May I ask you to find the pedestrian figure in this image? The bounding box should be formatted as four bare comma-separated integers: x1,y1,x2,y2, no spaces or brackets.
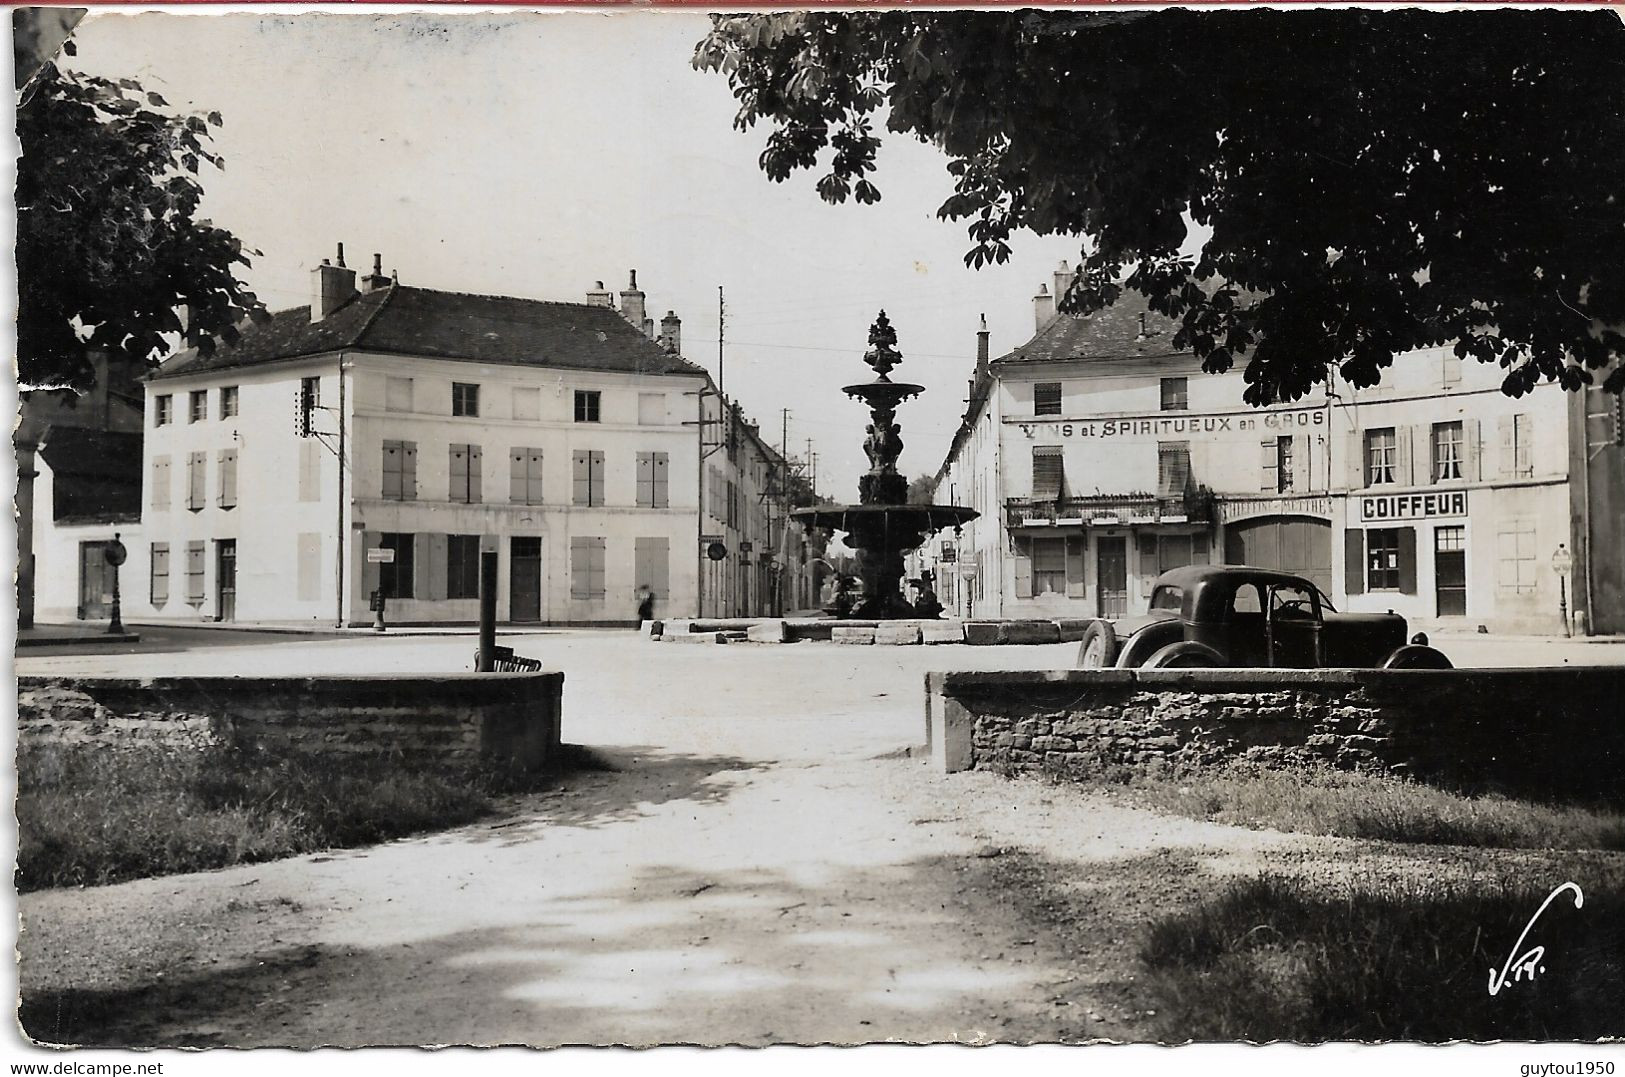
636,584,654,624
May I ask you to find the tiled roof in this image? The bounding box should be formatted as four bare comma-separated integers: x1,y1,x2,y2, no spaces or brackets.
992,290,1186,367
38,427,144,522
150,285,707,381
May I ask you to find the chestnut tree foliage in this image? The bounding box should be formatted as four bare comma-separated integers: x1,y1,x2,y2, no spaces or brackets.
16,60,268,391
695,9,1625,403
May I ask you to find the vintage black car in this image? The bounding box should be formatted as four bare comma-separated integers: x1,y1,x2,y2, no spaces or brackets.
1076,564,1452,669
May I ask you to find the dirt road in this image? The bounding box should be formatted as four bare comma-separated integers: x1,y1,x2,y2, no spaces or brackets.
19,633,1313,1046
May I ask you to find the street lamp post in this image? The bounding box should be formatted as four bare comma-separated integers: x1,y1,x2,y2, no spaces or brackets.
1552,543,1574,638
103,532,128,635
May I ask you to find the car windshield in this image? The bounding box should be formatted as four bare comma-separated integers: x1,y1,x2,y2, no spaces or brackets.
1150,585,1183,611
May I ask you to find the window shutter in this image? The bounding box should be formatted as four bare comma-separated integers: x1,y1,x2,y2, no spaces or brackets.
219,449,237,507
1498,416,1516,477
510,448,526,503
1515,414,1533,475
382,441,400,499
299,440,320,501
468,445,483,504
1031,448,1063,501
1394,427,1413,487
187,452,206,509
653,453,668,508
362,530,381,597
1397,527,1417,594
1013,536,1033,599
1463,419,1481,481
1344,529,1365,595
151,457,170,509
402,442,417,499
150,544,169,604
591,451,605,506
1260,439,1277,492
1408,424,1428,485
1066,535,1087,598
1137,533,1158,597
636,452,653,506
572,450,589,505
417,532,439,601
1346,431,1366,490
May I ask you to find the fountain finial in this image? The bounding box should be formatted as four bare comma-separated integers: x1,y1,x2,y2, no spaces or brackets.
863,310,903,380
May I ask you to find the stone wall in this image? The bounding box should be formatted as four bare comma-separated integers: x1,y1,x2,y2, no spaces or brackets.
925,667,1625,802
16,673,563,772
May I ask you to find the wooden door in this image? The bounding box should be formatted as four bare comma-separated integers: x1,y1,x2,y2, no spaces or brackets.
1096,537,1127,618
510,537,542,622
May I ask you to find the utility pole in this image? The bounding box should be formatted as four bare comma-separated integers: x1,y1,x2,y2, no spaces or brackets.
781,408,790,459
717,286,725,399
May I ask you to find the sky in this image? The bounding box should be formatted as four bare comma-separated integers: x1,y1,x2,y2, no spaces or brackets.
61,7,1083,500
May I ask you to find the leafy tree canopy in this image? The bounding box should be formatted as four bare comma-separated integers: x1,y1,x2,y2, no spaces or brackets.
906,473,936,505
695,10,1625,403
16,58,268,391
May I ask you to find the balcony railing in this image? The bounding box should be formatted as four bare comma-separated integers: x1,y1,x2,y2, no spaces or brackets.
1006,485,1215,528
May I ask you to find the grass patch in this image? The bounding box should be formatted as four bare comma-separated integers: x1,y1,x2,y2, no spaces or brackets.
16,742,552,892
1078,762,1625,850
1141,873,1625,1041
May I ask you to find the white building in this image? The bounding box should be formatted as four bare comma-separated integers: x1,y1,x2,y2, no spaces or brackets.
929,264,1624,635
132,250,801,626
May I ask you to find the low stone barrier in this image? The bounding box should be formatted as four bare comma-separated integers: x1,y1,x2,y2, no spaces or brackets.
17,673,563,772
924,667,1625,802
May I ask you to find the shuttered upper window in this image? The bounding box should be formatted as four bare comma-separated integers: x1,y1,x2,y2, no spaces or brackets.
382,440,417,500
636,451,669,508
449,443,482,503
1031,446,1064,501
1033,382,1062,417
1157,442,1191,499
510,448,544,505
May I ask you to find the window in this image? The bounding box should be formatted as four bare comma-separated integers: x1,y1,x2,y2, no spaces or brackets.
1032,446,1064,500
150,456,171,510
1034,382,1062,417
378,533,415,599
1262,436,1294,493
449,443,482,504
220,386,239,419
512,387,539,421
298,377,320,436
1157,442,1191,498
189,390,207,423
636,451,669,508
638,393,666,425
155,395,173,426
1432,421,1464,482
572,450,605,506
1497,521,1538,593
1031,536,1067,595
381,440,417,500
186,541,206,604
452,382,480,417
570,536,606,600
446,535,481,600
1502,413,1533,477
386,376,413,413
1160,377,1189,412
186,452,206,511
150,543,169,605
726,479,738,529
1442,352,1463,388
1365,428,1397,486
575,390,601,423
1368,528,1402,590
510,448,544,504
217,448,237,509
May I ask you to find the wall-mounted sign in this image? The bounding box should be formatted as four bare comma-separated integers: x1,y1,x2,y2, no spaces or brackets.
706,542,728,562
1015,406,1327,441
1220,495,1334,524
366,547,395,564
1358,490,1469,523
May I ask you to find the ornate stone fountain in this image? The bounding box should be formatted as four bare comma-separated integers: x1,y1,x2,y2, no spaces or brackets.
792,312,979,619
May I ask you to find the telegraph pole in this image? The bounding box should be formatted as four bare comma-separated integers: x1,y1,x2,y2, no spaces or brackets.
717,286,725,398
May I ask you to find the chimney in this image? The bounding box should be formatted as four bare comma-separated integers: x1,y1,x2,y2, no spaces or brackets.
310,243,358,323
1033,283,1054,331
585,280,614,308
642,317,655,340
659,310,682,355
619,270,646,330
360,252,391,294
976,313,990,366
1052,260,1074,315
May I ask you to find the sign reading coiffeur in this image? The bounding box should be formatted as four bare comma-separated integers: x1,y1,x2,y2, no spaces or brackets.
1359,490,1469,522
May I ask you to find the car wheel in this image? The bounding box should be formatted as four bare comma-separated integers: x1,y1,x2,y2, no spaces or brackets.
1382,645,1453,669
1143,641,1225,668
1076,621,1119,668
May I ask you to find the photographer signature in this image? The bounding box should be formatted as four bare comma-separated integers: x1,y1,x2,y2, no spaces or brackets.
1488,881,1584,997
